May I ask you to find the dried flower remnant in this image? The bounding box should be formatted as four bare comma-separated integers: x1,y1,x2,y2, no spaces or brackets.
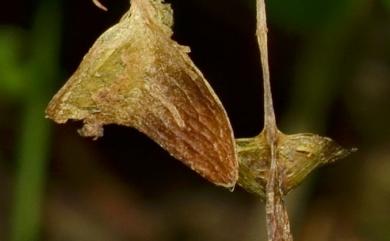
236,0,355,241
46,0,238,188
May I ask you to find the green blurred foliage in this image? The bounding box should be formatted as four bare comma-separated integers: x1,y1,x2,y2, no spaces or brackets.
0,1,61,241
0,28,26,99
267,0,353,32
383,0,390,10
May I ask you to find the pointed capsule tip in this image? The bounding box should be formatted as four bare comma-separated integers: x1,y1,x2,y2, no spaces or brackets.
92,0,108,11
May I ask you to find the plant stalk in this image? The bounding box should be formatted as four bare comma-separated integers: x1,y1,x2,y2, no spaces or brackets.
256,0,293,240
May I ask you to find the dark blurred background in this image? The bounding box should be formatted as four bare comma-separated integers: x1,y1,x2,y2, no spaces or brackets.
0,0,389,241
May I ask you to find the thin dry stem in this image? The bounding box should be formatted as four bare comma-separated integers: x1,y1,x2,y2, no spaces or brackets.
256,0,293,240
256,0,276,136
265,145,293,241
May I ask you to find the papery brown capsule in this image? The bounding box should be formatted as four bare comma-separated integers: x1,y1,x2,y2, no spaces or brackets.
46,0,238,188
236,131,355,198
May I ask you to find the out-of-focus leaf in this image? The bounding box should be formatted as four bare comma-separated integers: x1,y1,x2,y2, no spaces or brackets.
0,28,26,98
383,0,390,10
267,0,353,32
10,0,62,241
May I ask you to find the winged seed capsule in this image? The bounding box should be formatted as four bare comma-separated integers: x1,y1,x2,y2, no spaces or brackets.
46,0,238,188
236,131,354,198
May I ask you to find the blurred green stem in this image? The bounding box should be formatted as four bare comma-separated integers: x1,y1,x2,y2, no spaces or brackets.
281,0,369,132
281,0,369,231
10,1,61,241
11,100,51,241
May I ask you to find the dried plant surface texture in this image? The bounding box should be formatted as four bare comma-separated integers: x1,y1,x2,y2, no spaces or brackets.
236,0,354,241
46,0,354,240
45,0,238,188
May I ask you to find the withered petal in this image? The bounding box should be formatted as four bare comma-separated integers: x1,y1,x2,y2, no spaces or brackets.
46,0,238,187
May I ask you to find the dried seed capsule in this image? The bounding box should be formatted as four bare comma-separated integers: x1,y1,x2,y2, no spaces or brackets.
237,131,355,198
46,0,238,188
